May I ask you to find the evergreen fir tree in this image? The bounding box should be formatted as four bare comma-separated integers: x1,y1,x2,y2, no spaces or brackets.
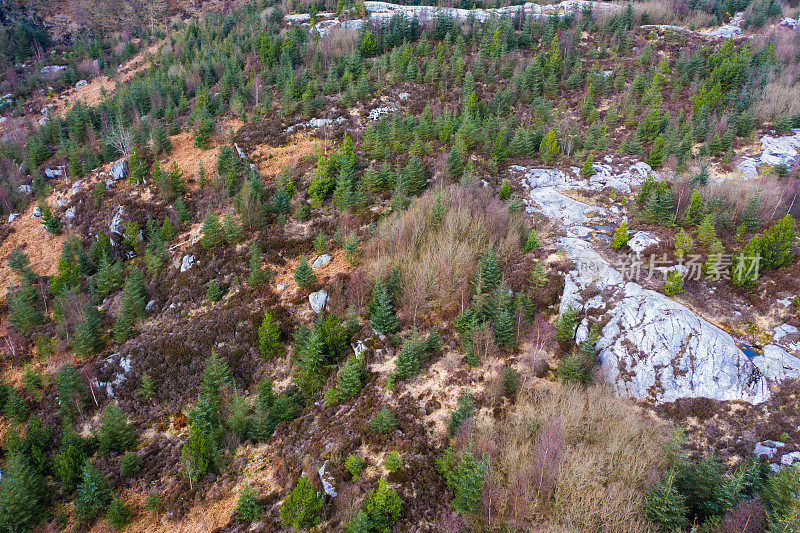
294,256,317,288
402,156,427,196
222,212,243,244
206,280,224,302
279,476,323,529
248,244,269,287
57,424,86,493
235,483,262,522
74,306,102,357
524,229,540,252
128,146,147,184
647,135,665,168
337,355,366,401
498,179,511,200
685,188,705,225
0,453,47,531
451,449,487,513
695,215,718,247
612,221,630,250
97,404,136,455
75,463,112,523
581,152,596,179
138,373,156,400
539,129,561,163
446,146,464,178
200,213,223,250
492,308,515,349
370,282,399,334
472,248,502,293
258,311,281,358
758,214,798,270
200,352,233,407
106,493,134,529
8,278,44,332
293,327,326,395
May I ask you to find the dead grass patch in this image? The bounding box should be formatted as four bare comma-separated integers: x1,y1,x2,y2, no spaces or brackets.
250,134,324,180
472,383,669,532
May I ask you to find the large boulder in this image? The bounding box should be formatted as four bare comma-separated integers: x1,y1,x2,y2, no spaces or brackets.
110,160,128,180
309,290,328,314
596,282,769,404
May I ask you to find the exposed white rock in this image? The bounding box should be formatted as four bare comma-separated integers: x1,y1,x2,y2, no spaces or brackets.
737,129,800,177
41,65,67,74
398,92,410,100
276,282,286,292
65,207,75,219
751,345,800,383
105,179,114,190
8,213,19,222
57,199,67,207
19,184,32,194
312,254,333,268
597,282,769,403
71,179,83,195
180,255,195,273
753,440,784,459
309,290,328,314
110,160,128,180
145,300,156,312
368,106,396,120
38,118,47,126
75,79,88,87
45,167,63,178
525,186,607,227
627,231,660,254
31,206,41,217
110,206,123,234
352,340,367,358
318,461,337,497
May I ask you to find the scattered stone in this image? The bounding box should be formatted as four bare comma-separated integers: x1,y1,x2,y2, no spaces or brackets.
627,231,659,254
56,199,67,207
75,79,88,87
38,118,47,126
110,160,128,180
180,255,195,273
40,65,67,74
31,206,42,217
44,167,63,178
8,213,19,222
398,92,410,100
145,300,156,312
105,179,114,190
309,290,328,314
65,207,75,219
71,179,83,195
368,106,397,120
18,184,32,194
276,283,286,292
312,254,333,268
318,461,337,497
110,206,123,234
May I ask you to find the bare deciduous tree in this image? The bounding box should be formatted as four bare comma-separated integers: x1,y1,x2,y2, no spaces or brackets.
107,120,133,156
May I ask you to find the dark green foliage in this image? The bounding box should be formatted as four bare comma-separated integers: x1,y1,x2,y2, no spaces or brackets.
383,451,403,472
492,308,515,349
370,281,399,334
294,256,317,288
500,365,520,398
401,156,427,196
394,331,440,380
436,445,487,514
555,306,581,344
97,404,136,455
151,123,173,156
248,244,270,287
57,425,87,493
761,465,800,528
8,277,44,333
279,476,323,529
75,463,113,523
757,214,797,270
206,280,224,302
181,397,224,484
4,388,28,422
498,179,511,200
200,352,233,407
120,452,142,476
742,192,761,232
258,311,281,358
128,146,147,184
335,354,367,402
248,388,302,442
292,326,326,395
644,472,688,531
524,229,540,252
74,306,103,357
347,478,402,532
55,364,88,421
447,392,475,438
446,146,464,178
194,116,214,148
138,373,156,400
235,483,262,522
346,454,365,480
93,255,123,296
557,349,595,384
674,454,738,523
106,493,134,529
0,453,47,532
472,248,502,293
227,389,251,440
370,407,397,434
114,268,148,343
200,213,223,250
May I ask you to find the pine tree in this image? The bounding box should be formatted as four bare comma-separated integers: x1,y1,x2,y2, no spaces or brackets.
663,270,685,296
258,311,281,358
446,146,464,178
194,116,214,148
206,279,224,302
492,308,515,349
370,282,399,334
539,129,561,163
673,229,694,257
758,214,798,270
402,156,427,196
97,404,136,455
0,453,47,531
612,221,630,250
524,229,540,252
294,256,317,288
695,215,718,247
106,493,134,529
128,146,147,184
647,135,665,169
581,152,596,179
280,476,323,529
200,352,233,407
114,269,147,343
451,449,487,513
742,192,761,232
644,473,688,532
74,305,102,357
685,188,705,225
57,425,86,494
75,463,112,523
138,373,156,400
221,212,243,244
472,248,502,293
235,483,262,522
200,213,223,250
248,244,269,287
498,179,511,200
8,278,44,332
337,355,366,401
151,122,173,156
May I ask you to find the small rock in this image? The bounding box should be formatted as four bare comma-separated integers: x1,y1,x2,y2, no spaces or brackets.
75,79,88,87
309,290,328,313
109,206,123,234
8,213,19,222
38,118,47,126
627,231,659,254
180,255,195,273
312,254,333,268
18,184,32,194
56,199,67,207
105,179,114,190
276,283,286,292
145,300,156,312
318,461,337,497
44,168,63,178
398,92,410,100
110,160,128,180
31,206,42,217
65,207,75,219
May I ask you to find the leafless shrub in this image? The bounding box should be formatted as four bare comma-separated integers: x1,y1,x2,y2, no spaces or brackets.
754,68,800,123
364,185,526,319
630,0,716,27
474,384,669,531
106,119,133,156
